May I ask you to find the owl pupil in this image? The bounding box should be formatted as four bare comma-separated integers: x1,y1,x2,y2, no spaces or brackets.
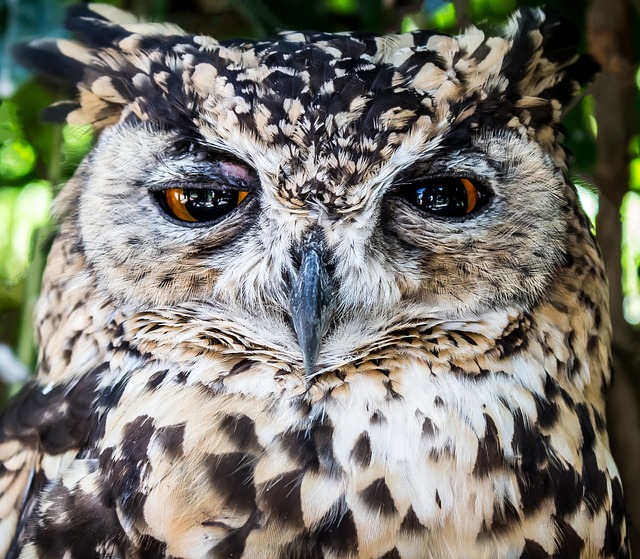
182,189,235,221
415,186,466,213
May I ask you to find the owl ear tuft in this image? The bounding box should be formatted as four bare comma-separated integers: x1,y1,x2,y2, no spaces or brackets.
480,6,598,156
537,8,599,94
13,4,186,129
502,8,598,114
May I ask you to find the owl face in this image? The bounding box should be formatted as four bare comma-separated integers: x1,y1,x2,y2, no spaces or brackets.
26,5,593,373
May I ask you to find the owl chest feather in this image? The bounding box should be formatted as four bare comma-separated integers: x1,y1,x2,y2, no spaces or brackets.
58,346,617,559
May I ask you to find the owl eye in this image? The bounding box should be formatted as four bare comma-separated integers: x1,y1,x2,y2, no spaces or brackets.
157,188,249,223
399,177,486,217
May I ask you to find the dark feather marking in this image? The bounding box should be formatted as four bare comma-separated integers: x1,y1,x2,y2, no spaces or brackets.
155,424,186,459
64,9,132,47
146,369,168,390
603,477,630,557
29,470,126,559
519,539,548,559
311,420,341,478
12,40,85,86
554,515,584,556
315,498,358,555
138,535,168,559
2,367,103,558
280,429,320,470
533,394,559,429
1,372,100,453
206,452,256,513
576,403,607,514
93,372,130,442
512,411,554,514
359,478,397,515
229,359,254,375
279,535,324,559
213,510,262,559
400,506,424,533
483,497,519,537
421,416,438,438
175,370,190,384
455,331,478,346
257,471,304,526
105,415,156,527
492,314,531,357
474,414,505,476
349,432,372,468
550,463,581,517
220,414,262,453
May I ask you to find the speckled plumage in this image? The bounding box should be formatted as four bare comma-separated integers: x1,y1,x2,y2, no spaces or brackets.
0,4,629,558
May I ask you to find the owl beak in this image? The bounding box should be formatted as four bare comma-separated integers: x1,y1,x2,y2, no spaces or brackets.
289,233,332,377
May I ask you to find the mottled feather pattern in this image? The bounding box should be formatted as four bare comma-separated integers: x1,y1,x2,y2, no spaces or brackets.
1,3,628,558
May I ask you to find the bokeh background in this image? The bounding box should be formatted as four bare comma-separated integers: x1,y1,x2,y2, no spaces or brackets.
1,0,639,552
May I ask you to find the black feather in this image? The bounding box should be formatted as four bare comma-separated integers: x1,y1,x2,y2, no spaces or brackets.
12,39,85,85
41,102,81,123
65,3,112,23
64,15,130,48
539,7,581,65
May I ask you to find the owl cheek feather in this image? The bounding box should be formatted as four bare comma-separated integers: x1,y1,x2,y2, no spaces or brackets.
288,231,334,377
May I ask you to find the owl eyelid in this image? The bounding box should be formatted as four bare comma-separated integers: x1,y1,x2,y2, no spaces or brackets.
393,174,491,192
147,179,256,194
170,143,259,178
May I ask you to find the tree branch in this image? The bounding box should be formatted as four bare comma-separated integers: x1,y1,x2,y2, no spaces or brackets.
588,0,640,552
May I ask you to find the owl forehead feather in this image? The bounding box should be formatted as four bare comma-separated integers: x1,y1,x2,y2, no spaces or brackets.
18,4,595,156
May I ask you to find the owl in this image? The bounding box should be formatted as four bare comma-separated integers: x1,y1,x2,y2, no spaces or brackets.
0,3,629,558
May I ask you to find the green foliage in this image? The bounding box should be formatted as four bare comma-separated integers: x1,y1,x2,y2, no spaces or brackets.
630,135,640,192
564,96,598,172
0,138,35,180
429,2,457,29
0,102,36,180
575,183,599,232
623,192,640,324
469,0,516,20
325,0,358,15
0,181,51,282
61,124,94,174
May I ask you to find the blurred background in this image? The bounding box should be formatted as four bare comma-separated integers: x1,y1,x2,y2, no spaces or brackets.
0,0,639,552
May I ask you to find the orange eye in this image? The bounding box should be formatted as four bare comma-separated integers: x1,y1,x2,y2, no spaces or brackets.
399,177,486,217
165,188,197,222
460,178,478,213
159,188,249,223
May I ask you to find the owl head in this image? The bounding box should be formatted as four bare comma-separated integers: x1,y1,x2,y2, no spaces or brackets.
19,4,597,375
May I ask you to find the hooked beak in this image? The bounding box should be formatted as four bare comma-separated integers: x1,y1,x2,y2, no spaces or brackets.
289,233,333,377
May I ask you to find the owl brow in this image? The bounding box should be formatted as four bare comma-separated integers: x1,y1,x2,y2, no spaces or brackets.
167,137,256,172
391,153,474,186
144,156,260,192
168,133,210,155
398,130,513,183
